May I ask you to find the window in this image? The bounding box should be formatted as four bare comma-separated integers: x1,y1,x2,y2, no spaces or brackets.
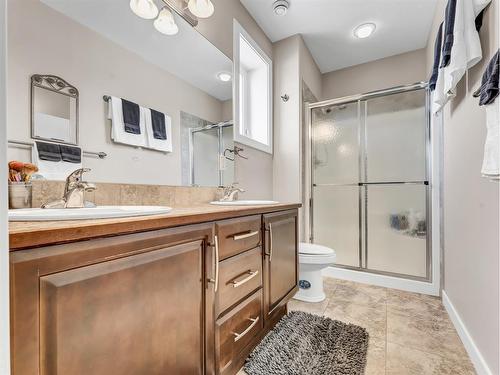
233,20,273,154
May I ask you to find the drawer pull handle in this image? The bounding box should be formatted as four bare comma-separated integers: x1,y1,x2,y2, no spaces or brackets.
230,270,259,288
232,230,259,241
232,316,260,342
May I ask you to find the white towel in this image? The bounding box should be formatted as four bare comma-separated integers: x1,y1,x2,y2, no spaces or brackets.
107,96,147,148
31,143,82,181
481,101,500,179
142,106,173,152
433,0,491,113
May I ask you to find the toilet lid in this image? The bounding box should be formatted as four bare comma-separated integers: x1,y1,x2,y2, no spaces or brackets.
299,242,335,256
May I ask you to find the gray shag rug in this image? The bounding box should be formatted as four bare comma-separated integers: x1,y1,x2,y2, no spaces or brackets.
244,311,369,375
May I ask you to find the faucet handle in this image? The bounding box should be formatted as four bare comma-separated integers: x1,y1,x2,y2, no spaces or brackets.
65,168,91,193
66,168,91,183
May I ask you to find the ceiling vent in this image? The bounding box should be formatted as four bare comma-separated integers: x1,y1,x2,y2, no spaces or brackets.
273,0,289,16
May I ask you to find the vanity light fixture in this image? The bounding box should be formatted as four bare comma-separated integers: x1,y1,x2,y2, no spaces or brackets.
187,0,215,19
217,72,232,82
130,0,159,19
273,0,289,16
354,23,376,39
154,7,179,35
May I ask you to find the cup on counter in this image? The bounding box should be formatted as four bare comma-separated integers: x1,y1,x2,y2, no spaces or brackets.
9,182,32,209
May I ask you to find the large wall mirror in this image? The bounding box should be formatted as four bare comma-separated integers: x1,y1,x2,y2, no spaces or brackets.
14,0,235,187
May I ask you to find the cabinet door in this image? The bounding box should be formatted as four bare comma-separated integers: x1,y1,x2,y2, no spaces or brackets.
263,210,299,319
10,224,215,375
39,242,205,375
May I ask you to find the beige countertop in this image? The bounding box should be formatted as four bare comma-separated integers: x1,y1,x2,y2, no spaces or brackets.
9,203,301,250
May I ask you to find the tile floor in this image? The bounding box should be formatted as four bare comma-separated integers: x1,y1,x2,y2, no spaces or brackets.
239,277,475,375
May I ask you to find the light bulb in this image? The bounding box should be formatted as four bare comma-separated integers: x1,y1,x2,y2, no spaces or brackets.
154,7,179,35
130,0,159,19
188,0,215,19
354,23,376,39
217,72,232,82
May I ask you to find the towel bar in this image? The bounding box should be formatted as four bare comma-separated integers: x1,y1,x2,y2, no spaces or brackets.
8,140,107,159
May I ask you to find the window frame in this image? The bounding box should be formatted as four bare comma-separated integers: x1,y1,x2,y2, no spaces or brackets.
233,20,273,154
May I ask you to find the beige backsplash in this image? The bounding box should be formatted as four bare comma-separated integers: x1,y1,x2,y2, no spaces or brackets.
31,180,223,208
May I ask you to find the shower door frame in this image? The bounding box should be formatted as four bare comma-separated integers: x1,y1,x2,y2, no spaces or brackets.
189,122,233,187
306,81,433,283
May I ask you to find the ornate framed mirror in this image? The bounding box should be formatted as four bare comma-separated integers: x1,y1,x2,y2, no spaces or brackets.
31,74,79,145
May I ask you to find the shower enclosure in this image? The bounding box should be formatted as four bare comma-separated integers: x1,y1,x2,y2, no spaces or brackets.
308,82,431,281
190,122,234,187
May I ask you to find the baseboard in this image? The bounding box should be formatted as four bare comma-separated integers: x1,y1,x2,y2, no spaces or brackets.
323,266,440,296
442,291,493,375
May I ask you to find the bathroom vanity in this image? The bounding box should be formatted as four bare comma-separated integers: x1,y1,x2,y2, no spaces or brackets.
9,203,299,375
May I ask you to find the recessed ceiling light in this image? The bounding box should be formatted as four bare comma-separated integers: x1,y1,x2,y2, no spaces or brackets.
273,0,289,16
354,23,376,39
217,72,232,82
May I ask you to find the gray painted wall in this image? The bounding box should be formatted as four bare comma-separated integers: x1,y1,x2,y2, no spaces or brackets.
322,49,428,100
426,1,499,373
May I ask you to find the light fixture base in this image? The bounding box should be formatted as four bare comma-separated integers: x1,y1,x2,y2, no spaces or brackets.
161,0,198,26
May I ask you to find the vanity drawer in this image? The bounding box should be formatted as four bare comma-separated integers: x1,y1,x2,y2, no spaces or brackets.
215,215,261,260
216,290,263,374
217,247,262,316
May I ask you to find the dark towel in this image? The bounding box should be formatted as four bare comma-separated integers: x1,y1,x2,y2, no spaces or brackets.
441,0,457,68
121,99,141,134
150,109,167,140
60,145,82,163
475,9,485,31
473,50,499,106
429,22,443,91
36,141,61,162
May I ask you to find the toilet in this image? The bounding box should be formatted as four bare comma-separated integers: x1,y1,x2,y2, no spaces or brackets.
294,242,336,303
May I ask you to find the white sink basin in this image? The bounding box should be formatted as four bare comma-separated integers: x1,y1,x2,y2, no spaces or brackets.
8,205,173,221
210,200,278,206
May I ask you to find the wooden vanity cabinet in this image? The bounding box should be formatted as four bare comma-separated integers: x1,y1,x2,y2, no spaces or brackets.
10,207,299,375
10,223,216,375
263,210,299,322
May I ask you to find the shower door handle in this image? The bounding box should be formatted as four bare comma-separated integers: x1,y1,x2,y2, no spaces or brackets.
358,181,429,185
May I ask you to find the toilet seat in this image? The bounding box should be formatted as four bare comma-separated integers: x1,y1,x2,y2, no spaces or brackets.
299,243,335,256
299,243,336,265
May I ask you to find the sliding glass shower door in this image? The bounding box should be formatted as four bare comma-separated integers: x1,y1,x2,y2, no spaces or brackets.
310,86,430,280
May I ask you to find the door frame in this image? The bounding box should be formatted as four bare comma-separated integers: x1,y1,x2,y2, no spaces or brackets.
0,0,10,372
304,82,442,296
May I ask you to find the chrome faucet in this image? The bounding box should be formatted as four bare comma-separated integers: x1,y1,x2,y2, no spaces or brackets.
42,168,96,209
221,183,245,202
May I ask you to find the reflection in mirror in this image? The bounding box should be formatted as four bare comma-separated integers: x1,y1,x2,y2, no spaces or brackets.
31,75,78,145
28,0,234,187
180,112,234,187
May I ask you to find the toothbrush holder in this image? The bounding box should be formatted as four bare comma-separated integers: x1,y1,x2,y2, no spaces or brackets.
9,182,33,209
